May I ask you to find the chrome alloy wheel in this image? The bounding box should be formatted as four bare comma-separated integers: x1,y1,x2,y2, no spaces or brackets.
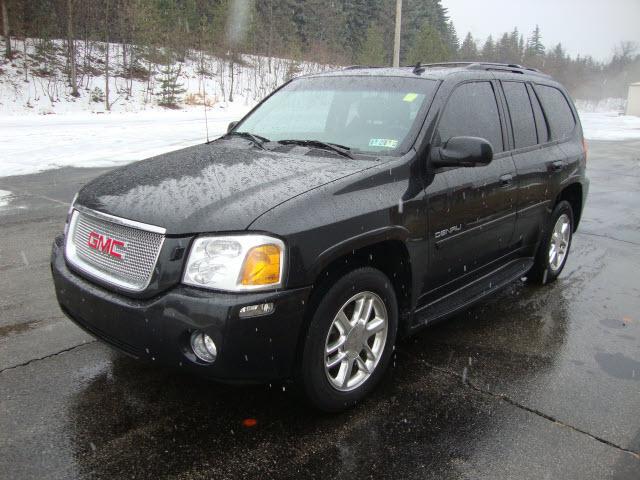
549,213,571,272
324,291,388,392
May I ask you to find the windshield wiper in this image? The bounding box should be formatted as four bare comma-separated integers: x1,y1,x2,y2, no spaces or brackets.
277,139,354,159
222,131,270,150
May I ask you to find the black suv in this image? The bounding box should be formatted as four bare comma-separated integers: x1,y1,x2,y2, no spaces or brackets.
52,62,588,411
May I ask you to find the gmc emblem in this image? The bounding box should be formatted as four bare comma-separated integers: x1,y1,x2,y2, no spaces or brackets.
87,231,126,259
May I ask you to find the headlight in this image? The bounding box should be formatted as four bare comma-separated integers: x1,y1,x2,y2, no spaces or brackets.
182,235,285,291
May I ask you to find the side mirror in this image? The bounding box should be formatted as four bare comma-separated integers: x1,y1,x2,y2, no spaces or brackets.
227,121,238,133
430,136,493,168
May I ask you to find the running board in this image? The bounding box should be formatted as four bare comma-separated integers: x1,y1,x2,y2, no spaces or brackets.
411,258,534,331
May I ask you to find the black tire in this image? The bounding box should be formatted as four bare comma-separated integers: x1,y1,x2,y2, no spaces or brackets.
528,200,574,285
300,267,398,412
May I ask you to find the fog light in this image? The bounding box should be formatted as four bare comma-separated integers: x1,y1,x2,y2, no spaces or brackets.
190,331,217,363
239,302,275,318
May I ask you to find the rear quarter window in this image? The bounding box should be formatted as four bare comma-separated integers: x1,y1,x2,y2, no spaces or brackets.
535,84,576,140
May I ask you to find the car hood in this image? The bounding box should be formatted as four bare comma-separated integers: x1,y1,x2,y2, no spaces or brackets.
75,141,375,235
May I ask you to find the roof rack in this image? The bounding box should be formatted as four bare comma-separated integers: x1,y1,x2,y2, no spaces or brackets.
342,65,385,70
405,61,549,77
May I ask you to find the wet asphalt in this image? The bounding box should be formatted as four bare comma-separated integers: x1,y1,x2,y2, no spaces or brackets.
0,140,639,479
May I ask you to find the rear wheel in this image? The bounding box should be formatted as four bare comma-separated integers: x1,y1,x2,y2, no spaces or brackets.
528,200,574,284
300,267,398,412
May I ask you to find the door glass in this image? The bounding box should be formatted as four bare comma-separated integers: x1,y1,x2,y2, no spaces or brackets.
436,82,504,152
527,84,550,143
503,82,537,149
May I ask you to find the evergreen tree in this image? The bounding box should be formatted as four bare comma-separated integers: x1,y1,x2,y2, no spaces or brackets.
459,32,478,61
357,23,387,66
406,22,448,65
444,20,459,59
527,24,545,56
157,63,186,108
481,35,495,62
524,25,545,68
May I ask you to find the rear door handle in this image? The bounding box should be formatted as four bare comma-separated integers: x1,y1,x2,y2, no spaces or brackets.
551,160,565,172
499,174,513,187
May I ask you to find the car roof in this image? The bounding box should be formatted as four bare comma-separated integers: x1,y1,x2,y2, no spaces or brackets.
304,62,554,83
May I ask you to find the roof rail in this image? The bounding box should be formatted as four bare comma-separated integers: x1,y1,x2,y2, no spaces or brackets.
405,61,549,77
342,65,385,70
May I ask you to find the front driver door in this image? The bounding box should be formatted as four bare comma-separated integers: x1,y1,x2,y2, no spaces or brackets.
425,80,518,295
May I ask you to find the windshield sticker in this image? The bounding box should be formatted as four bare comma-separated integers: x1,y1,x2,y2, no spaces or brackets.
369,138,398,149
403,93,419,102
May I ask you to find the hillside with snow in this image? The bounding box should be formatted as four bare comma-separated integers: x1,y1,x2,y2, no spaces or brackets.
1,39,639,178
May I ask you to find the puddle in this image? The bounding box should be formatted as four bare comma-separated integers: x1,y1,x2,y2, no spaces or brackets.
599,318,627,329
594,352,640,381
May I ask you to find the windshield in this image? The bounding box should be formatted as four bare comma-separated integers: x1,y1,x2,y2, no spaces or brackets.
236,76,438,155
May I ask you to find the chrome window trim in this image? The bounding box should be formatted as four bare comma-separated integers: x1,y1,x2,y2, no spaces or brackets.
65,209,166,293
74,204,167,235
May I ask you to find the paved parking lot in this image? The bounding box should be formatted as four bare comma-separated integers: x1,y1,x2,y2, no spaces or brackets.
0,140,639,479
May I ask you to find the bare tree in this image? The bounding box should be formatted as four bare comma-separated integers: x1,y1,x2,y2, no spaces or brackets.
67,0,79,96
1,0,10,58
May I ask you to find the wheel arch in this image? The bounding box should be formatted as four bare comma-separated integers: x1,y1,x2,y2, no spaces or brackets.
555,182,583,231
293,232,413,375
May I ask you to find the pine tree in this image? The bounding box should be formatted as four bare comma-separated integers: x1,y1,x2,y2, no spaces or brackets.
357,23,387,66
481,35,495,62
524,25,545,68
460,32,478,61
406,22,448,65
158,64,186,108
444,20,459,59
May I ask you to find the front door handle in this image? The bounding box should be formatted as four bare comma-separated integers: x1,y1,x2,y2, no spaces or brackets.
551,160,565,172
499,173,513,187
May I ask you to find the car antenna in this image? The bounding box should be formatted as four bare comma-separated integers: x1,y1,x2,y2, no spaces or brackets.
203,83,210,143
412,62,425,74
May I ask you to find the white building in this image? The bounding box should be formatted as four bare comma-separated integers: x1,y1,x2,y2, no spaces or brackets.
627,82,640,116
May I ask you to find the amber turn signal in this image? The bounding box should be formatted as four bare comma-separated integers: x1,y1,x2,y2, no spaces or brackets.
239,244,281,286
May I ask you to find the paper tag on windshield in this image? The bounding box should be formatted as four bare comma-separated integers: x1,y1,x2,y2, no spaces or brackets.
369,138,398,148
403,93,418,102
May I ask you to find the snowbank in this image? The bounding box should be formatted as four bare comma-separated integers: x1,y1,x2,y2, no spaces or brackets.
579,111,640,141
0,189,13,207
0,102,253,177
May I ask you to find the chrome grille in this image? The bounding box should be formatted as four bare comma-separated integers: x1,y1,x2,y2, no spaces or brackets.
65,208,165,292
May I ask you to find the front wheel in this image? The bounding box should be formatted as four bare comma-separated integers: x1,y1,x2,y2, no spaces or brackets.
528,200,574,284
300,267,398,412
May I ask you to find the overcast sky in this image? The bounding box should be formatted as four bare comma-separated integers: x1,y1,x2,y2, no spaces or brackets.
441,0,640,61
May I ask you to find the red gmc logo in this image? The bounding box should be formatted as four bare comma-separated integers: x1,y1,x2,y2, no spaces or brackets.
87,231,126,259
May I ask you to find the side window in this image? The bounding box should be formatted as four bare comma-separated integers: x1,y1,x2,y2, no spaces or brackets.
502,81,537,149
535,84,576,140
527,84,549,143
437,82,504,152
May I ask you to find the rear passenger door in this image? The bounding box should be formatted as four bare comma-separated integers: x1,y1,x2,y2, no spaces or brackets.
500,80,552,248
533,84,580,201
426,80,518,291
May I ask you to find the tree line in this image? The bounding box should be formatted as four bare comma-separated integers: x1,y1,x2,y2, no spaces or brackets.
1,0,638,104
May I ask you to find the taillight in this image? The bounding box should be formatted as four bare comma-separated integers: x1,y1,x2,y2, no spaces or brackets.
582,138,588,163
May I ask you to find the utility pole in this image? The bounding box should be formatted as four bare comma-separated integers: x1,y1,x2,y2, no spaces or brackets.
1,0,11,59
392,0,402,67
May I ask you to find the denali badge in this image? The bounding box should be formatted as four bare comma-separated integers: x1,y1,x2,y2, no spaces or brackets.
435,225,463,239
87,231,126,259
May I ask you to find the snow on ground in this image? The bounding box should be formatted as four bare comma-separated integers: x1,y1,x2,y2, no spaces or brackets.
0,102,253,176
0,189,13,207
580,111,640,141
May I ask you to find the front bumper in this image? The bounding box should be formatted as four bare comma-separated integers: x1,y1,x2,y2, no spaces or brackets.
51,236,312,382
